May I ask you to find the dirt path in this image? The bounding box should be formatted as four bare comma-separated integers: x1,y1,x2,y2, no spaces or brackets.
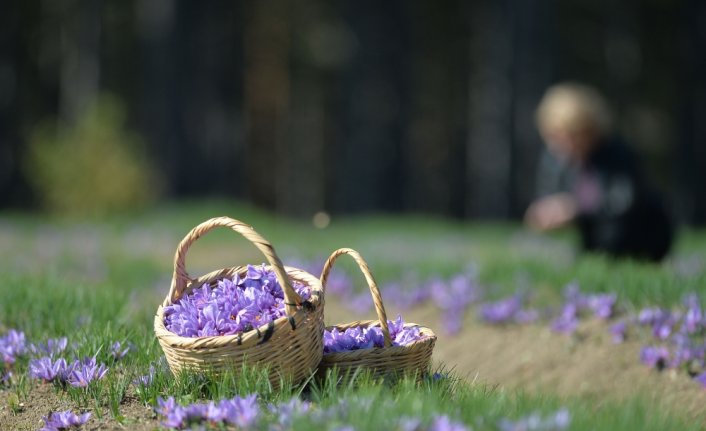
325,299,706,420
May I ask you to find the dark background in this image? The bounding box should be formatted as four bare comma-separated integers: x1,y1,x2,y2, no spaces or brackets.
1,0,705,222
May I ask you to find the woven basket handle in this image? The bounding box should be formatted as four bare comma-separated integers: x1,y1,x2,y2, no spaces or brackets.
168,216,302,316
320,248,392,347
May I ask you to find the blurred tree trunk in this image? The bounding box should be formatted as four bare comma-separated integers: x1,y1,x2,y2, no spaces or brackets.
333,0,408,214
243,0,290,211
465,0,514,218
405,0,468,217
677,0,706,224
0,2,27,204
508,0,554,216
280,0,338,218
137,0,181,196
59,0,102,124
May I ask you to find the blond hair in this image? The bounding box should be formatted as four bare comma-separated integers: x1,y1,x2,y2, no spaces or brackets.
536,83,613,135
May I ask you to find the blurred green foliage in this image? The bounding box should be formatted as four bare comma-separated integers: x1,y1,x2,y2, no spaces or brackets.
24,95,159,216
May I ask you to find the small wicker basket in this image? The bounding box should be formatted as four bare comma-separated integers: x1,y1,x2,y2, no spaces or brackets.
317,248,436,380
154,216,325,388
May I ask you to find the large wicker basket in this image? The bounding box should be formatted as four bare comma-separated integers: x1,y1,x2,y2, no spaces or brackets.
154,217,325,388
317,248,436,380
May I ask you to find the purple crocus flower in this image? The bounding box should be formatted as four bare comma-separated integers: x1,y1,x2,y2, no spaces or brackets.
132,365,155,387
479,295,523,324
587,293,616,319
221,394,259,428
683,294,704,334
609,321,627,344
68,357,108,387
29,357,70,382
29,337,68,357
429,415,469,431
638,307,667,326
110,341,130,360
693,372,706,388
382,281,425,310
440,305,465,335
40,410,91,431
1,370,13,385
268,397,311,428
514,308,540,324
498,408,570,431
550,304,578,334
640,346,670,369
0,329,26,364
397,417,422,431
155,394,259,429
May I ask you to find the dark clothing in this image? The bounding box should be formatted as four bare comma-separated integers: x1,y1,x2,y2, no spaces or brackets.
536,138,673,261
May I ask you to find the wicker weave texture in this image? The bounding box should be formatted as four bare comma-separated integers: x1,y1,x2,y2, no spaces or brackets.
154,217,325,388
318,248,436,379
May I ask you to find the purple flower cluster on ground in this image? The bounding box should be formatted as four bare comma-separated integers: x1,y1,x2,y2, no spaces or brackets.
299,257,482,335
29,355,108,387
1,330,71,385
133,365,156,387
550,283,616,334
0,329,27,365
29,337,68,357
163,264,311,337
479,293,539,325
155,395,259,429
622,294,706,384
429,270,483,334
323,315,428,354
40,410,91,431
497,408,571,431
110,341,130,360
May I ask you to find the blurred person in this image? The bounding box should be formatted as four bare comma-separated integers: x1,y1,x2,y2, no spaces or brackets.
524,83,673,261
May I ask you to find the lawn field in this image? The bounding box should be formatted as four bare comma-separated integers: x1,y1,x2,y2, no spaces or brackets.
1,200,705,430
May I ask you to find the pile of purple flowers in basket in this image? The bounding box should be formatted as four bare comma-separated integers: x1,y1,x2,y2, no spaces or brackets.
323,315,428,354
164,264,311,337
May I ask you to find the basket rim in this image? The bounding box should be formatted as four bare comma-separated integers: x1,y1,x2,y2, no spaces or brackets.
321,320,437,360
155,264,324,349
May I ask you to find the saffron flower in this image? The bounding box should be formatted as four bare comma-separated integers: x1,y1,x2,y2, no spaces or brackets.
693,372,706,388
683,294,704,334
551,304,579,334
164,265,311,338
497,408,571,431
268,397,311,428
67,357,108,387
29,357,71,382
0,329,26,364
609,321,627,344
133,365,156,387
40,410,90,431
640,346,670,369
155,395,259,429
29,337,68,357
479,294,536,325
429,415,469,431
430,272,483,334
110,341,130,360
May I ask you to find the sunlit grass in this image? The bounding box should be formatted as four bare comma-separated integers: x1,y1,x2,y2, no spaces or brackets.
1,200,704,429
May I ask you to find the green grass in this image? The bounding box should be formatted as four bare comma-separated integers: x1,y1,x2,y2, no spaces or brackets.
1,199,704,429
